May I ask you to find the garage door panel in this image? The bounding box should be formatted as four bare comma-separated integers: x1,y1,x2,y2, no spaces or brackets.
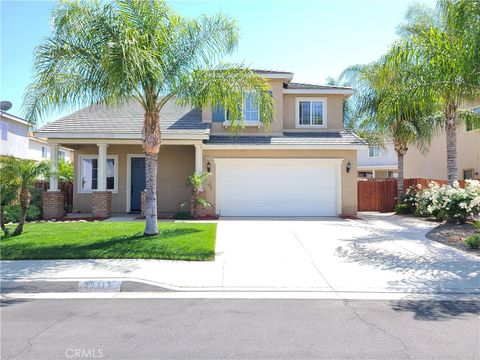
217,159,339,217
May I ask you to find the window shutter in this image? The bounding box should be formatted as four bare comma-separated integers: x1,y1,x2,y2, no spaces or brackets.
212,105,225,122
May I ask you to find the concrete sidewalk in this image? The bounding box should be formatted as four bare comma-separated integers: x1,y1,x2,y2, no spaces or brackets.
1,214,479,295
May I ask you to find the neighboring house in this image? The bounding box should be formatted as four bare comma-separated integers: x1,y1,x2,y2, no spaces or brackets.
34,70,366,218
357,142,398,178
404,102,480,181
28,135,73,163
0,112,73,162
1,112,30,159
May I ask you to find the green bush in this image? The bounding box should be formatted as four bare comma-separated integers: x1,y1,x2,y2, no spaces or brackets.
394,203,410,215
3,205,42,223
29,187,44,210
465,234,480,249
474,221,480,230
173,211,193,220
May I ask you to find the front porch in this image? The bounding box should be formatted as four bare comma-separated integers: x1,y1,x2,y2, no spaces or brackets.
43,142,206,219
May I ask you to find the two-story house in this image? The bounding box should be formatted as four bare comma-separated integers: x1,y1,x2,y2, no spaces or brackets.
357,142,398,178
404,102,480,181
34,70,366,218
0,112,73,162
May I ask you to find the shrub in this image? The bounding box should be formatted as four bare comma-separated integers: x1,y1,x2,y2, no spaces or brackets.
395,203,410,214
173,211,193,220
3,205,42,223
415,180,480,224
465,234,480,249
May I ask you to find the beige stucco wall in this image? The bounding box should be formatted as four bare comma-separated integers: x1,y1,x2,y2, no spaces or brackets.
283,94,345,131
72,144,194,213
202,149,358,216
203,79,284,136
404,125,480,180
202,80,347,135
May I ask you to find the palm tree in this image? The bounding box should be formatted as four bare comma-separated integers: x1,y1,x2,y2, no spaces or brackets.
23,0,274,235
395,0,480,184
0,156,49,236
339,47,438,199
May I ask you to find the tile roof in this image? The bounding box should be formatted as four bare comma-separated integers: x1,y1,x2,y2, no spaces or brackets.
36,99,209,139
205,131,366,146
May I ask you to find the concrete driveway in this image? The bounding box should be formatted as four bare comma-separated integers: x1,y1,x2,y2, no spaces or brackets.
2,213,478,295
216,213,479,293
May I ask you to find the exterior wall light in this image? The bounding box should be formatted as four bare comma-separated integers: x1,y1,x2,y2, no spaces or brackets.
346,161,352,173
206,160,211,173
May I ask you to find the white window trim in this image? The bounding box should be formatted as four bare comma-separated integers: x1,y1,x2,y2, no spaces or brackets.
368,146,381,158
78,154,119,194
295,97,327,128
41,146,48,159
223,93,261,127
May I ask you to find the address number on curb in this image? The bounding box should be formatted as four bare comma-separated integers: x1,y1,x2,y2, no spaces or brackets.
79,280,122,292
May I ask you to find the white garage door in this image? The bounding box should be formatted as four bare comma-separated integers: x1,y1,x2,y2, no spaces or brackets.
215,158,341,217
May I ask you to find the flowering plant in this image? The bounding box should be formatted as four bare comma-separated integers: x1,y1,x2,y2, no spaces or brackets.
415,180,480,223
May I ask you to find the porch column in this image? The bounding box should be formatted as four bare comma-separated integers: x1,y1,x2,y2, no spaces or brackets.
43,143,64,219
92,143,111,218
194,144,203,176
49,144,59,191
372,169,376,178
97,143,108,191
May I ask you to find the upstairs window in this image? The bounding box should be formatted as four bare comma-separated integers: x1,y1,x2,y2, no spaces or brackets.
296,98,326,127
243,93,259,122
212,93,260,124
368,146,381,157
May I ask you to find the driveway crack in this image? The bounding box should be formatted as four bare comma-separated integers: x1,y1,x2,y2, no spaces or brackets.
7,312,75,360
291,230,337,293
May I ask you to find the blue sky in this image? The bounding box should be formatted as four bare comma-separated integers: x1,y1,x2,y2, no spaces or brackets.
1,0,436,125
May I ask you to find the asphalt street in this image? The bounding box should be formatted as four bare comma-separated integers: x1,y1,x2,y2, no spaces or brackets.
1,298,479,360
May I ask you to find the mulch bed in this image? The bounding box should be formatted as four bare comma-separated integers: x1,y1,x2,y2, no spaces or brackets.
426,222,479,256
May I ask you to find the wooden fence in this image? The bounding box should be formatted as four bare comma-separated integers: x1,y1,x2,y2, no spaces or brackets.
357,178,398,212
357,177,466,212
34,181,73,210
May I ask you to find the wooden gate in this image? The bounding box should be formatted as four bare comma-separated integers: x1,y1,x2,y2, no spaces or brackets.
357,178,398,212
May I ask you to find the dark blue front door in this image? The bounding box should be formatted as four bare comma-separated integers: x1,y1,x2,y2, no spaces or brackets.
130,157,146,212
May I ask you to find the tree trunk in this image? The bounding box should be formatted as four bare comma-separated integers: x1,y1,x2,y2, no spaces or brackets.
144,153,158,235
142,111,161,236
13,188,30,236
0,205,9,237
394,141,408,202
445,102,458,185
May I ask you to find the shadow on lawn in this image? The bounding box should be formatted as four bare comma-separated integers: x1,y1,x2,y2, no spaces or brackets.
1,227,210,261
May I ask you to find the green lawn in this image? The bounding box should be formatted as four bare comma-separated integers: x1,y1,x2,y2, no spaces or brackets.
0,222,217,261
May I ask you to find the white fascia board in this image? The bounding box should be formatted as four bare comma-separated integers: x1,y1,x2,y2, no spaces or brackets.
214,157,344,165
357,165,399,170
1,113,30,125
203,144,367,150
283,89,354,95
34,132,208,140
259,73,294,80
